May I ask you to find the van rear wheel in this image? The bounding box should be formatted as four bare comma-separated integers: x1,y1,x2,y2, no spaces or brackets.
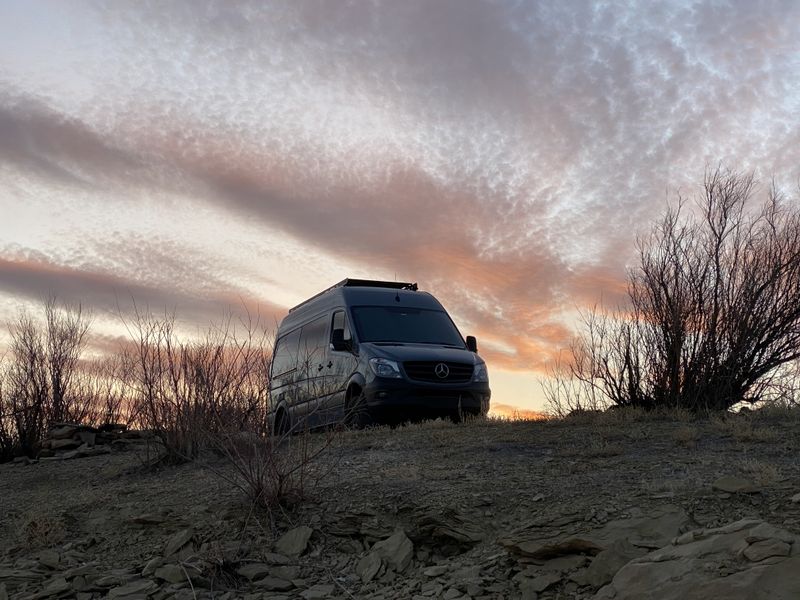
274,409,290,437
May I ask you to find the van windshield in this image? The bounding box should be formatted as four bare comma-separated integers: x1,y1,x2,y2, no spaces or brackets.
351,306,465,346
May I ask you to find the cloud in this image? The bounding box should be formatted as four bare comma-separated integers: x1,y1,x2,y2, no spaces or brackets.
0,253,285,330
0,95,145,188
0,0,799,392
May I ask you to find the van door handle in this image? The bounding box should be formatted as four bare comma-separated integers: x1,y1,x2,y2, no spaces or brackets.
326,361,333,368
317,364,324,371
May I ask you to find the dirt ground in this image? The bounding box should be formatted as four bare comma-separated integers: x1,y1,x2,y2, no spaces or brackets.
2,408,800,599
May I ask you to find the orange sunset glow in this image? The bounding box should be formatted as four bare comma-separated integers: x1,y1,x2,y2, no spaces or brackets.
1,1,799,413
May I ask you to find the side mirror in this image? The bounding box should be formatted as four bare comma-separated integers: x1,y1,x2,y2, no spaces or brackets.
466,335,478,352
330,329,349,352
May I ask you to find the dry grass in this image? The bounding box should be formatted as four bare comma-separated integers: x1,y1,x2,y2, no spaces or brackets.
741,458,782,486
710,414,779,443
673,425,700,448
16,511,67,549
559,433,623,458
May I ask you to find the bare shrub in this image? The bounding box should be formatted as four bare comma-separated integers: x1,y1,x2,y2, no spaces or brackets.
548,168,800,414
741,458,781,485
124,306,272,463
74,352,139,427
206,424,339,521
673,425,700,448
16,511,67,549
0,299,92,459
0,364,15,461
710,413,779,443
44,298,90,423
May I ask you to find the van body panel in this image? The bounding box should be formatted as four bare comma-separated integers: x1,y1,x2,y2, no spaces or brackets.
268,281,490,430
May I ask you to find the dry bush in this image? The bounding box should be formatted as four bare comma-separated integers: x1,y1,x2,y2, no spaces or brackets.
741,458,781,485
709,413,779,443
546,167,800,414
1,299,91,460
123,307,272,463
206,424,340,519
16,511,67,549
673,425,700,448
74,353,140,427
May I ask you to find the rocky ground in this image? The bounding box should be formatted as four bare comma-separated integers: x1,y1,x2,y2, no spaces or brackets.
2,408,800,599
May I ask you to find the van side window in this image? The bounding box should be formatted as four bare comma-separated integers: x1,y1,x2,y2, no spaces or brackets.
298,316,329,369
331,310,351,343
271,329,301,377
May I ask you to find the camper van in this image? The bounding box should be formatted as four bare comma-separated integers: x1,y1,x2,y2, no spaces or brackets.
268,279,490,433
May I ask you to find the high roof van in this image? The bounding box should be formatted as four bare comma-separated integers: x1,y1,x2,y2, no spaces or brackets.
268,279,490,433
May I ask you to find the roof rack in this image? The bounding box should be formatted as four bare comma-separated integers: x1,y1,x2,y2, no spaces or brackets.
288,279,418,313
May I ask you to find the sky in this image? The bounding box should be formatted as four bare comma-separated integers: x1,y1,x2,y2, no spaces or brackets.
1,0,799,414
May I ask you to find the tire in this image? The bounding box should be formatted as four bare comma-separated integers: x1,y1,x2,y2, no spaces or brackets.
345,389,373,429
273,409,290,437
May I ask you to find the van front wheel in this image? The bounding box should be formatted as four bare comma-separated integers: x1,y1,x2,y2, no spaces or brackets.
345,389,372,429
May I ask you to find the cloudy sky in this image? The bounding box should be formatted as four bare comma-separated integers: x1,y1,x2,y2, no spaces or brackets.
1,1,798,413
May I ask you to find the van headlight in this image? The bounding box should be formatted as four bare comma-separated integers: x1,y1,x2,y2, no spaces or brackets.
473,363,489,382
369,358,402,378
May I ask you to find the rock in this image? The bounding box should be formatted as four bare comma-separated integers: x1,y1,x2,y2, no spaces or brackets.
71,575,87,592
79,431,96,446
742,538,791,562
355,551,382,583
164,529,193,557
274,526,313,557
254,576,294,591
410,508,484,551
154,564,185,584
38,550,60,569
372,530,414,572
263,552,292,565
269,566,299,580
141,557,162,577
300,583,335,599
50,438,81,451
572,539,643,589
71,445,111,459
49,424,80,439
443,588,462,600
37,448,55,458
536,555,588,573
130,514,167,526
594,519,800,600
589,505,693,549
237,563,272,581
107,579,158,598
520,572,561,594
790,492,800,503
423,565,449,577
504,537,603,560
37,576,70,596
712,476,760,494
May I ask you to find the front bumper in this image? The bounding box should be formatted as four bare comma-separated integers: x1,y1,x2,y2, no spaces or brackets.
363,377,491,421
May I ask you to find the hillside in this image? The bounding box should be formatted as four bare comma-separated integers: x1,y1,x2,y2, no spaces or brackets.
2,409,800,599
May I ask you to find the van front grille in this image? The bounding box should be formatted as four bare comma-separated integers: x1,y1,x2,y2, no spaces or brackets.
403,361,474,383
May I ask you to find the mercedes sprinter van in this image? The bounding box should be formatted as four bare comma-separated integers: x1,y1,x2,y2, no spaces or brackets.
268,279,490,433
